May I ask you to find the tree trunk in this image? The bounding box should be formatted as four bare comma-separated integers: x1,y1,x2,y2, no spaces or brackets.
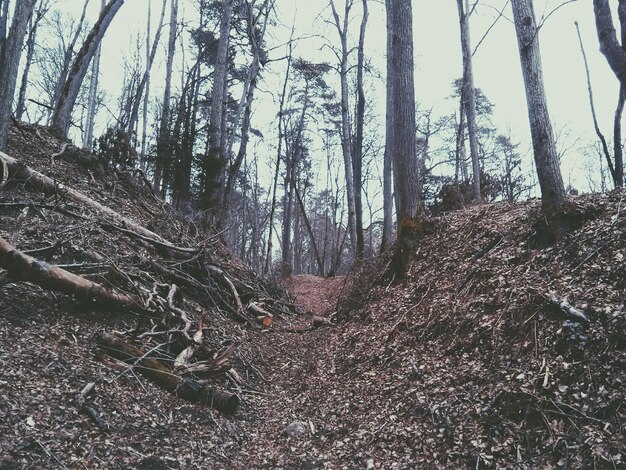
264,40,293,274
575,20,617,186
16,3,47,121
154,0,178,196
0,235,143,310
594,0,626,87
511,0,566,214
96,333,238,414
330,0,357,256
353,0,368,259
51,0,124,139
203,0,235,211
615,86,625,188
51,0,90,122
128,0,167,135
380,0,394,253
0,0,36,151
457,0,481,201
387,0,420,223
219,0,270,229
84,0,106,151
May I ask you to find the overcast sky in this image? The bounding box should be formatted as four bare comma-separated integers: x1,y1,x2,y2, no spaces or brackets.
55,0,623,192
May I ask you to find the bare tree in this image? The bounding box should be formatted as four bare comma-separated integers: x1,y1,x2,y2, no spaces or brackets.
84,0,105,150
154,0,177,195
330,0,357,256
51,0,90,116
51,0,125,139
203,0,235,210
380,0,394,252
511,0,566,214
0,0,37,151
456,0,481,201
353,0,368,259
15,0,51,121
592,0,625,187
219,0,272,229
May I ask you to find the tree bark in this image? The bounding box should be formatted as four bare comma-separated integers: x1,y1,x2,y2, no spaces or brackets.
0,0,36,151
51,0,124,139
0,151,194,252
387,0,420,223
203,0,235,211
594,0,626,87
219,0,270,229
457,0,481,201
511,0,566,214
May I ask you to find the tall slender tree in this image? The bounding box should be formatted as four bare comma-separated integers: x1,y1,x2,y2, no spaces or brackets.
154,0,177,195
593,0,626,187
0,0,37,151
353,0,368,259
511,0,566,214
456,0,481,201
203,0,235,211
330,0,357,256
84,0,106,150
380,0,394,253
386,0,420,223
51,0,125,139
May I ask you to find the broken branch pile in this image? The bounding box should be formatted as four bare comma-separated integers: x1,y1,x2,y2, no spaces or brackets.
0,127,296,415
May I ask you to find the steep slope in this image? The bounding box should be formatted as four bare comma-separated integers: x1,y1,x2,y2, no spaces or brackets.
0,125,302,469
229,194,625,469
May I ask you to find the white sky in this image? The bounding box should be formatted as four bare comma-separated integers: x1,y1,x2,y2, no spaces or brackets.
53,0,623,192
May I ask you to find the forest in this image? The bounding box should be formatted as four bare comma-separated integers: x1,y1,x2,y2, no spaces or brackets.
0,0,624,468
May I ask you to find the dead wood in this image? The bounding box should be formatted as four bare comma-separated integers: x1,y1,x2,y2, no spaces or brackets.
0,235,145,311
547,292,590,323
0,151,196,255
174,321,203,369
51,142,70,163
96,332,238,414
76,382,111,431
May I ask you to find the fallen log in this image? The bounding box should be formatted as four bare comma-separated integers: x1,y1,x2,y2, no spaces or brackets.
0,235,145,311
0,152,197,254
96,332,238,414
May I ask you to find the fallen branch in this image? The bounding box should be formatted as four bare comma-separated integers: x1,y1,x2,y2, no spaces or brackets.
96,332,238,414
76,382,111,431
166,284,192,341
0,152,196,254
547,292,590,323
0,235,145,312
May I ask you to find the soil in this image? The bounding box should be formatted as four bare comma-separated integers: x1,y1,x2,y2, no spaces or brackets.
1,125,624,469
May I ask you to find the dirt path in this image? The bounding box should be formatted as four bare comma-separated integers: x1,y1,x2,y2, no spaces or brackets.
283,274,346,317
229,275,349,468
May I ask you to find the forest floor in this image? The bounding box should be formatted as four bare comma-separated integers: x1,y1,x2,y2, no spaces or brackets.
1,125,624,469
